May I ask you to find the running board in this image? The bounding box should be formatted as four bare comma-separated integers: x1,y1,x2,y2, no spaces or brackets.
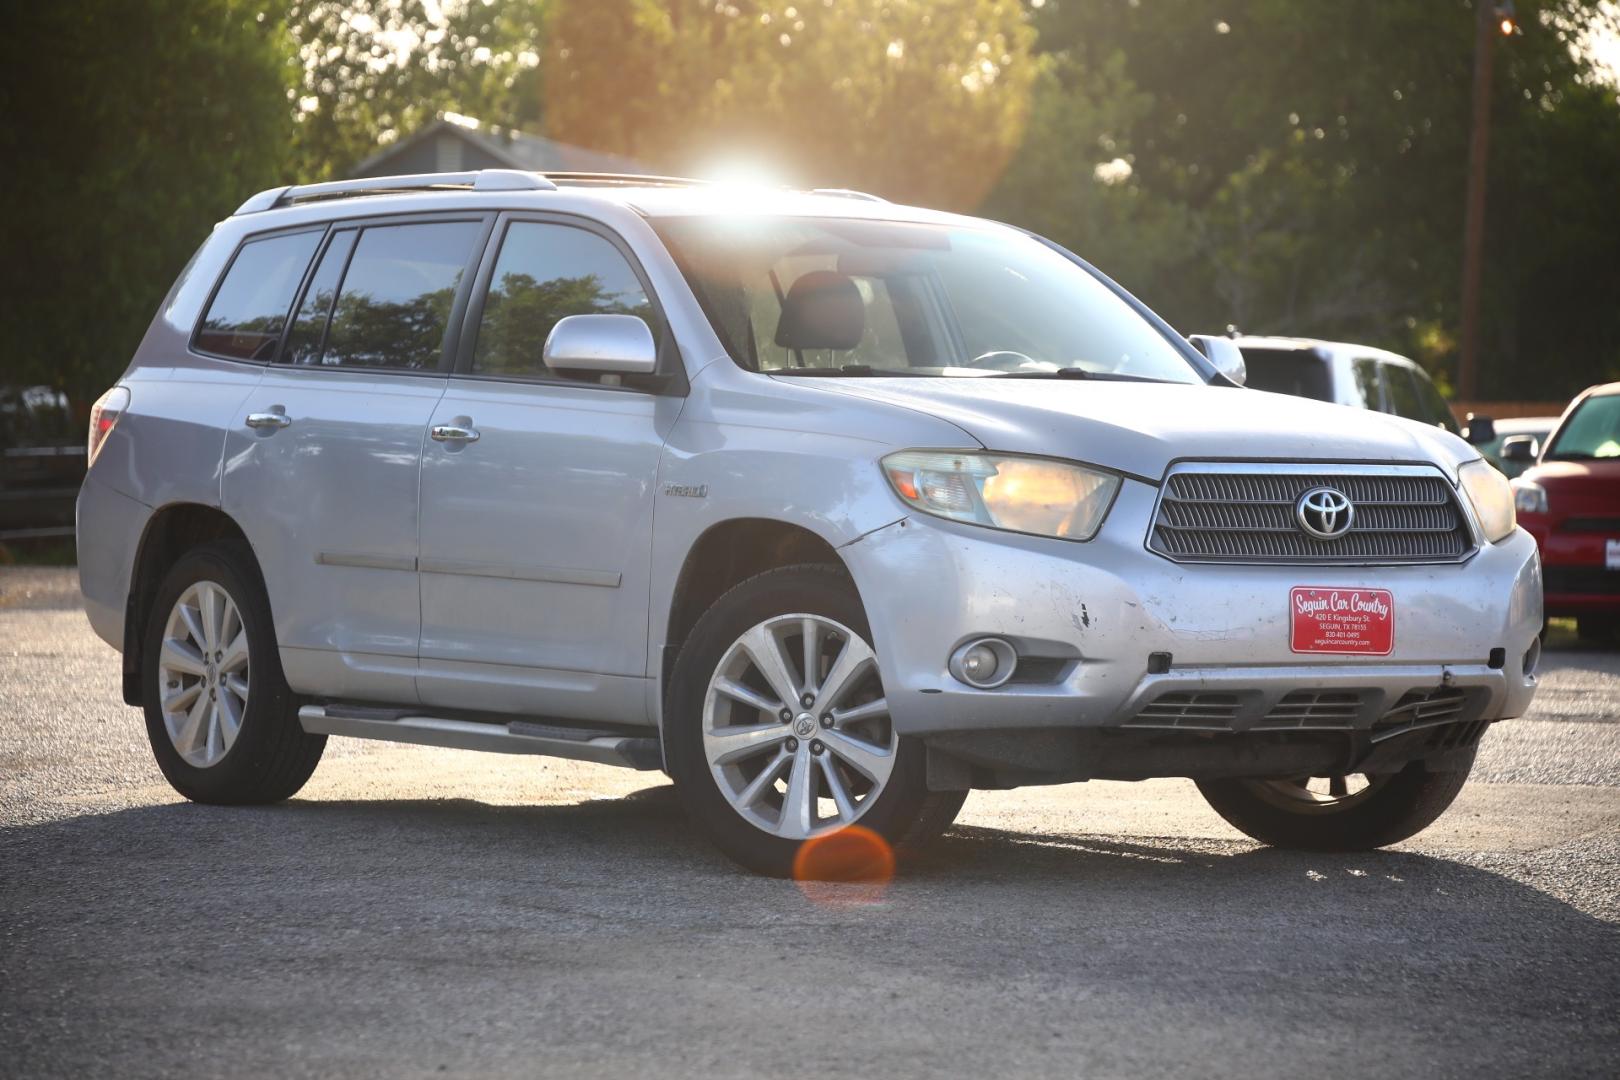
297,705,662,770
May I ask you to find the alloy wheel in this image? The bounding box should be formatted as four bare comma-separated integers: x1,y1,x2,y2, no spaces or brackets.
156,580,250,768
702,613,896,840
1248,772,1391,815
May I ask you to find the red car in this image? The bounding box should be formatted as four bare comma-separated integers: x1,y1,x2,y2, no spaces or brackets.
1512,382,1620,641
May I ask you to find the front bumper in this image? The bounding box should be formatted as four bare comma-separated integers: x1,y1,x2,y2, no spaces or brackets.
1521,519,1620,616
842,479,1543,744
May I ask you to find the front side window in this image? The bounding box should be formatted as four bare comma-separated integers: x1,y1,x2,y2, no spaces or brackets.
473,222,655,377
1381,363,1424,420
313,220,482,370
1350,358,1383,410
653,216,1203,383
1546,393,1620,460
195,230,322,361
1410,367,1460,433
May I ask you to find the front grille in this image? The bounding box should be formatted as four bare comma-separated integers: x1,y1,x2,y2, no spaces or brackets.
1126,692,1241,731
1373,687,1468,737
1254,690,1363,731
1149,465,1475,564
1543,566,1620,596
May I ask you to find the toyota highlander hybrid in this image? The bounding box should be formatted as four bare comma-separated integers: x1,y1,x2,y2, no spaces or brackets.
76,170,1542,875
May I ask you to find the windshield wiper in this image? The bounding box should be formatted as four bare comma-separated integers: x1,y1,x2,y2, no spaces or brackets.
768,365,907,377
986,369,1170,383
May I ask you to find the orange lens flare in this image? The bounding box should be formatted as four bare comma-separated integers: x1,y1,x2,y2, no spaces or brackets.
793,825,895,904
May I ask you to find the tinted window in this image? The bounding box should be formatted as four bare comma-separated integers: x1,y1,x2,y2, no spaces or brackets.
317,221,482,370
1410,366,1460,433
473,222,655,376
1382,362,1424,420
195,230,322,361
1351,358,1383,410
1239,348,1333,401
282,230,356,366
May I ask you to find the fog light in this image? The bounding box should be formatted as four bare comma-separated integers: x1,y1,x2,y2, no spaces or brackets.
949,637,1017,689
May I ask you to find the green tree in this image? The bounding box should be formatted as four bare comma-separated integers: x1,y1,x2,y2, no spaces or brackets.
989,0,1620,400
0,0,294,416
543,0,1036,211
286,0,548,180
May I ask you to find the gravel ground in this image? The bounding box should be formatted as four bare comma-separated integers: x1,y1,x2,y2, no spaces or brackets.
2,568,1616,1079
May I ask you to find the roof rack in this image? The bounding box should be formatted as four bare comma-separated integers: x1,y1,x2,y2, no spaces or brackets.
809,188,886,203
233,169,556,215
543,172,713,188
232,169,887,216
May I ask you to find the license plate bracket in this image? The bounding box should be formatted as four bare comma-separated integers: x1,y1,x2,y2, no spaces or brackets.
1290,587,1394,655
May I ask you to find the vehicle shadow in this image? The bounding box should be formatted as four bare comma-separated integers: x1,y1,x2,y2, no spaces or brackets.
4,782,1617,1078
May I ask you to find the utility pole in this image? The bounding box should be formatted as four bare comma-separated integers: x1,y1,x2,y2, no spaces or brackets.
1458,1,1513,400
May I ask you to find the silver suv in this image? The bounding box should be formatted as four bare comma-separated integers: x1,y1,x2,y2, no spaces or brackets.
77,171,1541,875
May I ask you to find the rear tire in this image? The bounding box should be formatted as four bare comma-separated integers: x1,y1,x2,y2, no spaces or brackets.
665,564,963,877
1196,749,1476,851
141,540,325,804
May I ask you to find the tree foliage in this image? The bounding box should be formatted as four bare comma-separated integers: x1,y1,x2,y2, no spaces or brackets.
543,0,1036,211
0,0,294,412
285,0,548,180
985,0,1620,398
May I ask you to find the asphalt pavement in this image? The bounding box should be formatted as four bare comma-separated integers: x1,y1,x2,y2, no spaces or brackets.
2,566,1616,1078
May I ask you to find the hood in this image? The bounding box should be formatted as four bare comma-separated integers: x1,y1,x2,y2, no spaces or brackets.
1522,457,1620,499
800,378,1475,480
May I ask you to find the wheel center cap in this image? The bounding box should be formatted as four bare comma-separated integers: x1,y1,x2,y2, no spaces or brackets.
793,713,817,738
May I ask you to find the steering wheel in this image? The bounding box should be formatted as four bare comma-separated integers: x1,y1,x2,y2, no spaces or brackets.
962,350,1055,373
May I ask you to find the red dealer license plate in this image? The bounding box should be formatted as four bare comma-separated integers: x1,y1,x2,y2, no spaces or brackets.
1290,587,1394,655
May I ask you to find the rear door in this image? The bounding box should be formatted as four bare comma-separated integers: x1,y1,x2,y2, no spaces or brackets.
415,214,683,719
222,213,490,704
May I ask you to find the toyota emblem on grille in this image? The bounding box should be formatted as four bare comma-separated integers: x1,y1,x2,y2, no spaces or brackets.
1295,486,1355,540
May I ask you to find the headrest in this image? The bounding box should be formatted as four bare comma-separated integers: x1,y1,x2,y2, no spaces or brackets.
774,270,865,351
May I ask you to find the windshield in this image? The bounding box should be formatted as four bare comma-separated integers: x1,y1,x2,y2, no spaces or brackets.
652,216,1204,382
1241,349,1333,401
1546,393,1620,460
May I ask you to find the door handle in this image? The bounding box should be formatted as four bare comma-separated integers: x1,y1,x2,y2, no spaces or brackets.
430,423,480,444
245,410,291,430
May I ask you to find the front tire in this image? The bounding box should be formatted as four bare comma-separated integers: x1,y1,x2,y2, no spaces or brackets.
665,564,964,877
1196,750,1476,851
142,540,325,804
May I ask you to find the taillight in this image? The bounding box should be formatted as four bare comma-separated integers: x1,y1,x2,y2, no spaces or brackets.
87,386,130,467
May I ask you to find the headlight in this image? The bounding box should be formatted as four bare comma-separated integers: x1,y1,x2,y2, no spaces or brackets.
1458,459,1515,542
881,450,1121,541
1512,478,1548,515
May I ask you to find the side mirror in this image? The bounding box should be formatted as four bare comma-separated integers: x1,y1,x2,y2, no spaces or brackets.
543,314,658,377
1188,334,1247,386
1499,434,1538,463
1462,412,1496,445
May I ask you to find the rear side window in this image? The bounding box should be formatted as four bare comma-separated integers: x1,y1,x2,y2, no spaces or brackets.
282,230,356,366
472,222,655,377
312,220,483,370
194,230,322,361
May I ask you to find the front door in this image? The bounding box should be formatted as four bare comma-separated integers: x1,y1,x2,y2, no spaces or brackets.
416,217,681,720
223,215,488,703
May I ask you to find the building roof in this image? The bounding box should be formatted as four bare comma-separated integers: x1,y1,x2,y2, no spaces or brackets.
350,113,646,179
